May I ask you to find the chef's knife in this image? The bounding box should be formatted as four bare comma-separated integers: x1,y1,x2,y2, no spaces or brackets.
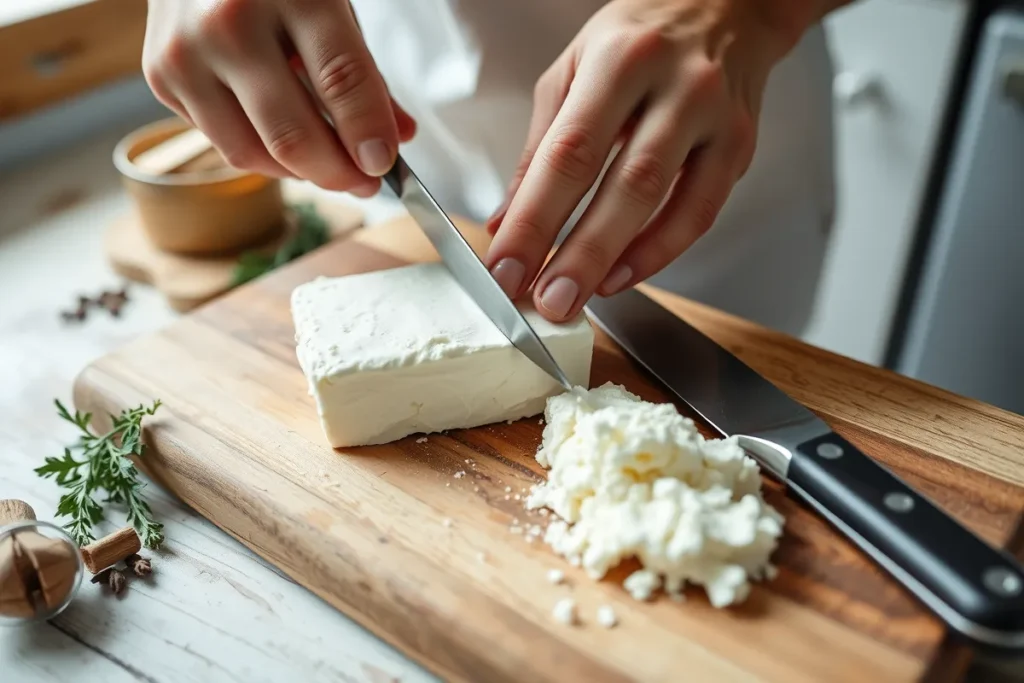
585,287,1024,651
290,65,572,390
381,157,572,390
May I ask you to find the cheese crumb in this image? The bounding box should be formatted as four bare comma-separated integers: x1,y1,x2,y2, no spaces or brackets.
415,437,427,443
552,598,577,625
526,383,784,608
623,570,659,601
546,568,565,584
596,605,618,628
505,486,512,493
454,471,466,479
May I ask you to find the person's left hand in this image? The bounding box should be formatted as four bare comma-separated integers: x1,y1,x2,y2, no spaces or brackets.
483,0,826,321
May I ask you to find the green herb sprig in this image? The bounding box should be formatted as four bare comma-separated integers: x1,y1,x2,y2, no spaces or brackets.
35,399,165,549
230,202,330,286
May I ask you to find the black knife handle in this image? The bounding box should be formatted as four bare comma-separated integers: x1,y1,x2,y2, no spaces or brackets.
789,431,1024,650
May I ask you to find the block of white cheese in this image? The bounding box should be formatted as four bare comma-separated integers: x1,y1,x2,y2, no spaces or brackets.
291,263,594,447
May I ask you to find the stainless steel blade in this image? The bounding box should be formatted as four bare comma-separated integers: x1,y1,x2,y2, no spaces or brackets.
383,156,572,390
584,287,831,478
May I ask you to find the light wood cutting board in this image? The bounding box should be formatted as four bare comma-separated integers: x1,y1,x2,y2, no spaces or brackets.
73,216,1024,683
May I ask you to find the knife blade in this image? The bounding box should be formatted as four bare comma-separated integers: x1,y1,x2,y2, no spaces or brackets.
382,156,572,391
585,287,1024,651
289,65,572,390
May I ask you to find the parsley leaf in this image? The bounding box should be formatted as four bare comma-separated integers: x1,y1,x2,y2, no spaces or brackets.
36,399,164,549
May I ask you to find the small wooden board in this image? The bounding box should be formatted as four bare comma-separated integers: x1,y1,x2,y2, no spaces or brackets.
106,185,364,312
74,216,1024,683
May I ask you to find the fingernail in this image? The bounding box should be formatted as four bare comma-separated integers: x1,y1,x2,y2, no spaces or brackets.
490,258,525,296
600,264,632,294
357,139,393,176
540,277,579,318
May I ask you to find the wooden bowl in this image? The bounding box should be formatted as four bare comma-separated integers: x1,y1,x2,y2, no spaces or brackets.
113,117,286,256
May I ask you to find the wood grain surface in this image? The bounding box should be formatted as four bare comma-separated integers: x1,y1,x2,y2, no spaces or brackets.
0,0,146,121
72,216,1024,683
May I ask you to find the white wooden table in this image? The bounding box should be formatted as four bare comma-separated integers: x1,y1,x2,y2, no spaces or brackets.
1,122,1019,683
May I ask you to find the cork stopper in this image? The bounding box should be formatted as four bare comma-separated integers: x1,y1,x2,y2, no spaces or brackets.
0,500,36,524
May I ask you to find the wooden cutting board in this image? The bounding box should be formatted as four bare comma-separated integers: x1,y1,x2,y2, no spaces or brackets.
73,215,1024,683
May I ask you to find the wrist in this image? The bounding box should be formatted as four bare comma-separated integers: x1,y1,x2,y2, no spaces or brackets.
750,0,852,56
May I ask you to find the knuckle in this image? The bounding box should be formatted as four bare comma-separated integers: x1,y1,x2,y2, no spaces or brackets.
542,125,602,185
318,53,373,111
687,59,727,104
691,195,722,235
621,26,670,64
200,0,254,37
569,237,613,272
153,36,192,82
506,213,549,247
221,144,261,171
593,26,667,76
616,153,670,207
264,121,313,164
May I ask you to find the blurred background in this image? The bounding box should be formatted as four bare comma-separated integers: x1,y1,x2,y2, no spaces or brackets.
0,0,1021,415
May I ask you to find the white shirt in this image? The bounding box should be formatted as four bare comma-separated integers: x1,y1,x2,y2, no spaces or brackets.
351,0,837,336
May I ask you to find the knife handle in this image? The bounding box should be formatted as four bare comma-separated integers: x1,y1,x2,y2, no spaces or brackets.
788,431,1024,650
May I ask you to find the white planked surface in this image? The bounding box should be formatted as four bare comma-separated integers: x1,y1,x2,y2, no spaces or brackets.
0,123,433,683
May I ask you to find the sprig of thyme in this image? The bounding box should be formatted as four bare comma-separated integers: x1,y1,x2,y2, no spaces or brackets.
230,202,330,286
35,399,164,549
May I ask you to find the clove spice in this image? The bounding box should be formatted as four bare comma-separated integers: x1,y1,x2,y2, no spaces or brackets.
124,553,151,577
60,287,130,323
91,567,126,594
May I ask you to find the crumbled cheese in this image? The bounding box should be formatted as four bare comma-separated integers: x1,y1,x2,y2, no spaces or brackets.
454,471,466,479
504,495,511,500
415,437,427,443
623,570,659,601
546,568,565,584
526,383,784,608
552,598,576,625
504,486,512,493
596,605,618,628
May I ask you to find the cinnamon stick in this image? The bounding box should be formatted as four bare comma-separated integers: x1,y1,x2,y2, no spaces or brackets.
80,527,141,574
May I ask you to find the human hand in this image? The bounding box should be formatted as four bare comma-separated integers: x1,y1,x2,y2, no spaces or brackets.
142,0,416,196
484,0,830,321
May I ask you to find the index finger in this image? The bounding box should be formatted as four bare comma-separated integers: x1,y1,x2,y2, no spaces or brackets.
282,1,399,177
485,54,648,299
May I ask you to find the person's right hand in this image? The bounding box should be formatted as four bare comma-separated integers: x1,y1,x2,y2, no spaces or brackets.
142,0,416,197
